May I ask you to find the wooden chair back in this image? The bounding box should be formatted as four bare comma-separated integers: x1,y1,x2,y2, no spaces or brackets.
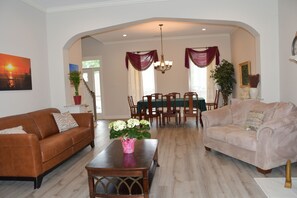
162,94,176,113
142,95,161,126
214,90,220,109
151,93,163,99
168,92,181,124
183,92,199,126
168,92,181,99
162,94,178,125
127,96,138,118
206,90,220,110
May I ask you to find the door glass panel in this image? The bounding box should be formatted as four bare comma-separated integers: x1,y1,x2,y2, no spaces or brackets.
83,73,88,82
94,71,102,113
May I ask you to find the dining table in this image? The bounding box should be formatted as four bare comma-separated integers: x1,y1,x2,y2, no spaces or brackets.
137,97,207,126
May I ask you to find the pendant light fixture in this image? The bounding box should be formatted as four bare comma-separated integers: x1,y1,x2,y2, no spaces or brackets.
154,24,173,74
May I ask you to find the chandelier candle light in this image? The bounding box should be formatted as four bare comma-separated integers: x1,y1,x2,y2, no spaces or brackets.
154,24,173,74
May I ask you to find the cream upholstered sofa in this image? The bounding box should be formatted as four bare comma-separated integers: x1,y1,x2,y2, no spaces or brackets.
202,99,297,173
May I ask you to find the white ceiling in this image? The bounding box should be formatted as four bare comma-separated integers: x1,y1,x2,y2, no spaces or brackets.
22,0,239,43
91,20,238,44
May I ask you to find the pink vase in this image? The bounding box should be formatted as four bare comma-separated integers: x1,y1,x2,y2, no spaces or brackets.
121,138,136,154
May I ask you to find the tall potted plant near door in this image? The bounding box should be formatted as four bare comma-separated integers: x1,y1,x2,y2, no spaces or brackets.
69,71,82,105
210,59,236,105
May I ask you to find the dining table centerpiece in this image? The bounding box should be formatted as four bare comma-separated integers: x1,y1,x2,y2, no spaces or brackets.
109,118,151,154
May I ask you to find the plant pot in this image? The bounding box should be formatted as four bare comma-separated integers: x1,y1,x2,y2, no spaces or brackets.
121,138,136,154
222,94,229,106
249,88,258,99
73,95,81,105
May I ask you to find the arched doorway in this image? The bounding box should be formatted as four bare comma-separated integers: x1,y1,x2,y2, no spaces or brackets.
64,18,259,119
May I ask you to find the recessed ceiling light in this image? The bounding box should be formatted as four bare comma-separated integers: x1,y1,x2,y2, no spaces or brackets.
123,34,127,37
202,28,206,31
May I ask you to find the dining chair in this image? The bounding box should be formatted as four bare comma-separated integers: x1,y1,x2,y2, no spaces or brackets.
151,93,163,99
142,95,161,127
183,92,200,127
161,94,179,126
151,93,163,115
168,92,181,124
206,90,221,110
127,96,144,119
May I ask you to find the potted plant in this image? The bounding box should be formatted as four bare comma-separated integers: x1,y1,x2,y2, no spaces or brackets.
210,59,236,105
248,74,260,99
109,118,151,153
69,71,82,105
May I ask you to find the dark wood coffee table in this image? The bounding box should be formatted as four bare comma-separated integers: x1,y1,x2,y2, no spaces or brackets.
85,139,159,198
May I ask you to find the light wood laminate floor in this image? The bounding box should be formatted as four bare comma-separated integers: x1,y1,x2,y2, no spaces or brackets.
0,119,296,198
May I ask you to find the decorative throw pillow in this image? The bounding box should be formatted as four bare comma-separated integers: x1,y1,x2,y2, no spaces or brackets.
52,112,78,132
245,111,265,131
0,126,27,134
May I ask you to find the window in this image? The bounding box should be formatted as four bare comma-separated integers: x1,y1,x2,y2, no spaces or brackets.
188,58,217,102
128,63,155,102
141,65,155,96
82,60,100,69
189,60,207,100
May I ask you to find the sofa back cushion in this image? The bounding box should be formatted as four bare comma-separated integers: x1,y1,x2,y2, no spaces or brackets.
273,102,296,120
249,101,278,123
230,99,259,125
0,114,42,139
27,108,60,139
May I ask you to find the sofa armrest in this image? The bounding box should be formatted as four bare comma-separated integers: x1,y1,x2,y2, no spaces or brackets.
202,106,232,128
257,115,297,140
72,113,94,128
256,115,297,168
0,134,43,177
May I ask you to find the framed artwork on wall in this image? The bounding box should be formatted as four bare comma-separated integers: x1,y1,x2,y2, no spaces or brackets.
239,61,251,87
0,53,32,91
69,63,79,72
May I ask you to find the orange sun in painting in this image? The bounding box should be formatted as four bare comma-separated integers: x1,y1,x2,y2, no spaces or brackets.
5,64,15,72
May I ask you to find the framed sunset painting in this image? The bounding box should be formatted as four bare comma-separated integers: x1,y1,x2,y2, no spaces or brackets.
0,53,32,90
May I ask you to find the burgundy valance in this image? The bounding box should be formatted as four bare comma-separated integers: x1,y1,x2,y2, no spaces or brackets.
185,46,220,68
125,50,159,71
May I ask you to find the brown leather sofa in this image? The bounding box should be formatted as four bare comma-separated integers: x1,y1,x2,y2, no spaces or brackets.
0,108,94,188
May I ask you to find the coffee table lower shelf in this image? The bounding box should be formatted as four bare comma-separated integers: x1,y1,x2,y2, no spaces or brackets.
91,160,158,197
86,139,159,198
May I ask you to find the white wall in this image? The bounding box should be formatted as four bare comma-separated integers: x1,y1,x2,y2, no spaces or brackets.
46,0,280,116
2,0,294,118
279,0,297,104
231,28,257,98
0,0,50,117
82,34,231,118
67,39,83,106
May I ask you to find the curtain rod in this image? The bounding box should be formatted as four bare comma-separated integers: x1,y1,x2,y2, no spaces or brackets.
190,46,218,49
130,50,154,54
191,46,209,49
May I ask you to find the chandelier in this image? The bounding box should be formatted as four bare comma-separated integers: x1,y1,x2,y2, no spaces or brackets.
154,24,173,74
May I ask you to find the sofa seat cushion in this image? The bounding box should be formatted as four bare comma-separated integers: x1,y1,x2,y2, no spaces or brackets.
63,127,91,145
206,124,257,151
40,133,73,163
